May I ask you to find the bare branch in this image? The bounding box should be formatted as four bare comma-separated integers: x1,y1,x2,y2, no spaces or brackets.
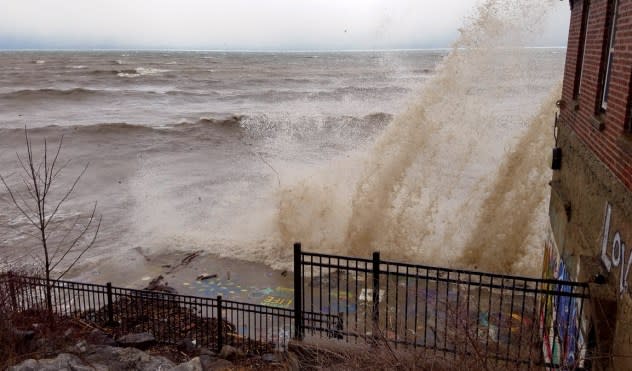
52,158,71,181
50,202,97,272
6,224,42,241
15,151,31,176
13,188,36,216
20,174,37,201
45,136,64,195
5,128,100,316
49,213,83,261
56,215,101,281
42,138,48,196
0,174,40,229
44,163,88,230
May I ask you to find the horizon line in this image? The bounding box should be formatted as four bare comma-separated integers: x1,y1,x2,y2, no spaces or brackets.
0,46,568,53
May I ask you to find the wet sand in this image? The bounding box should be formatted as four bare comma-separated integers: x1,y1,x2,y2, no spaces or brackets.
68,250,294,309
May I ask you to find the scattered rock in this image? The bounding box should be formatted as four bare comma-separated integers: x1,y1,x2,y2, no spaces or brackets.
9,353,104,371
116,332,156,349
219,345,244,361
75,340,88,353
83,345,175,370
171,357,203,371
177,338,196,353
262,353,280,362
63,328,74,338
199,348,217,357
146,275,178,294
199,355,234,371
285,351,301,371
12,329,35,341
87,329,117,346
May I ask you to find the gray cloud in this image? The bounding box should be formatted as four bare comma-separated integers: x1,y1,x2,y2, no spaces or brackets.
0,0,570,50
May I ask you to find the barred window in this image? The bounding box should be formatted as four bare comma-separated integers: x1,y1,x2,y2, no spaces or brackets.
600,0,619,111
628,101,632,133
574,0,590,100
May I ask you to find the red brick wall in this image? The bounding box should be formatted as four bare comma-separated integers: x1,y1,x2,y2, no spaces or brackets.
561,0,632,190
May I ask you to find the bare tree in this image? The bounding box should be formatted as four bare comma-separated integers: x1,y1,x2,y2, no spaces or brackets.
0,128,101,315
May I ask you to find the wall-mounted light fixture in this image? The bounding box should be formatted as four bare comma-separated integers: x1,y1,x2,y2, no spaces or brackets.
552,112,562,170
552,147,562,170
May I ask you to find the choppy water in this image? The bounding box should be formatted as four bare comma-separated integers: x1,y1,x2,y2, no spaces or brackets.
0,51,439,129
0,42,564,280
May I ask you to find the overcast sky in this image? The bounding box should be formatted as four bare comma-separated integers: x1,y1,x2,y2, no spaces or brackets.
0,0,570,50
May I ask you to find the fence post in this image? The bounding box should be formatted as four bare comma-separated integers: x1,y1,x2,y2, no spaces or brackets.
372,251,380,334
217,295,224,353
8,271,18,311
293,242,303,340
106,282,114,325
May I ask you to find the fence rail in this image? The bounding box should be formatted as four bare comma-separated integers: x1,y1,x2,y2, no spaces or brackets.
0,273,338,354
1,245,592,369
294,244,591,370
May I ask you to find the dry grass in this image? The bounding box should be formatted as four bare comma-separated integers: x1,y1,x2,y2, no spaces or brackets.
289,333,533,371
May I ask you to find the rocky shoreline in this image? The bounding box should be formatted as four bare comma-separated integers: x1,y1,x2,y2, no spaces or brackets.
8,327,299,371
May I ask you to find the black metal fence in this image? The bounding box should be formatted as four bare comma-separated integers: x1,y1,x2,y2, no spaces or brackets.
294,244,591,369
0,273,336,354
1,245,592,369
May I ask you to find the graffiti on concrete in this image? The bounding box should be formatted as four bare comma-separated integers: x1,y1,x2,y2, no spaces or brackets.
542,227,587,367
600,202,631,296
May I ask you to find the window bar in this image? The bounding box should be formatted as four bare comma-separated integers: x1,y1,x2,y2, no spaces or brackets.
601,0,619,110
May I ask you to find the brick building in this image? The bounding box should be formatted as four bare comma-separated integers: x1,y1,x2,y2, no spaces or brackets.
547,0,632,369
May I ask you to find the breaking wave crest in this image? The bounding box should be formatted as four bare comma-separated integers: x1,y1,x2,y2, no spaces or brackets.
0,87,218,102
0,88,102,100
276,0,561,276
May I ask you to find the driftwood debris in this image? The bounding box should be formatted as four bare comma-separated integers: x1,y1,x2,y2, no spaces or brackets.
196,274,217,281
